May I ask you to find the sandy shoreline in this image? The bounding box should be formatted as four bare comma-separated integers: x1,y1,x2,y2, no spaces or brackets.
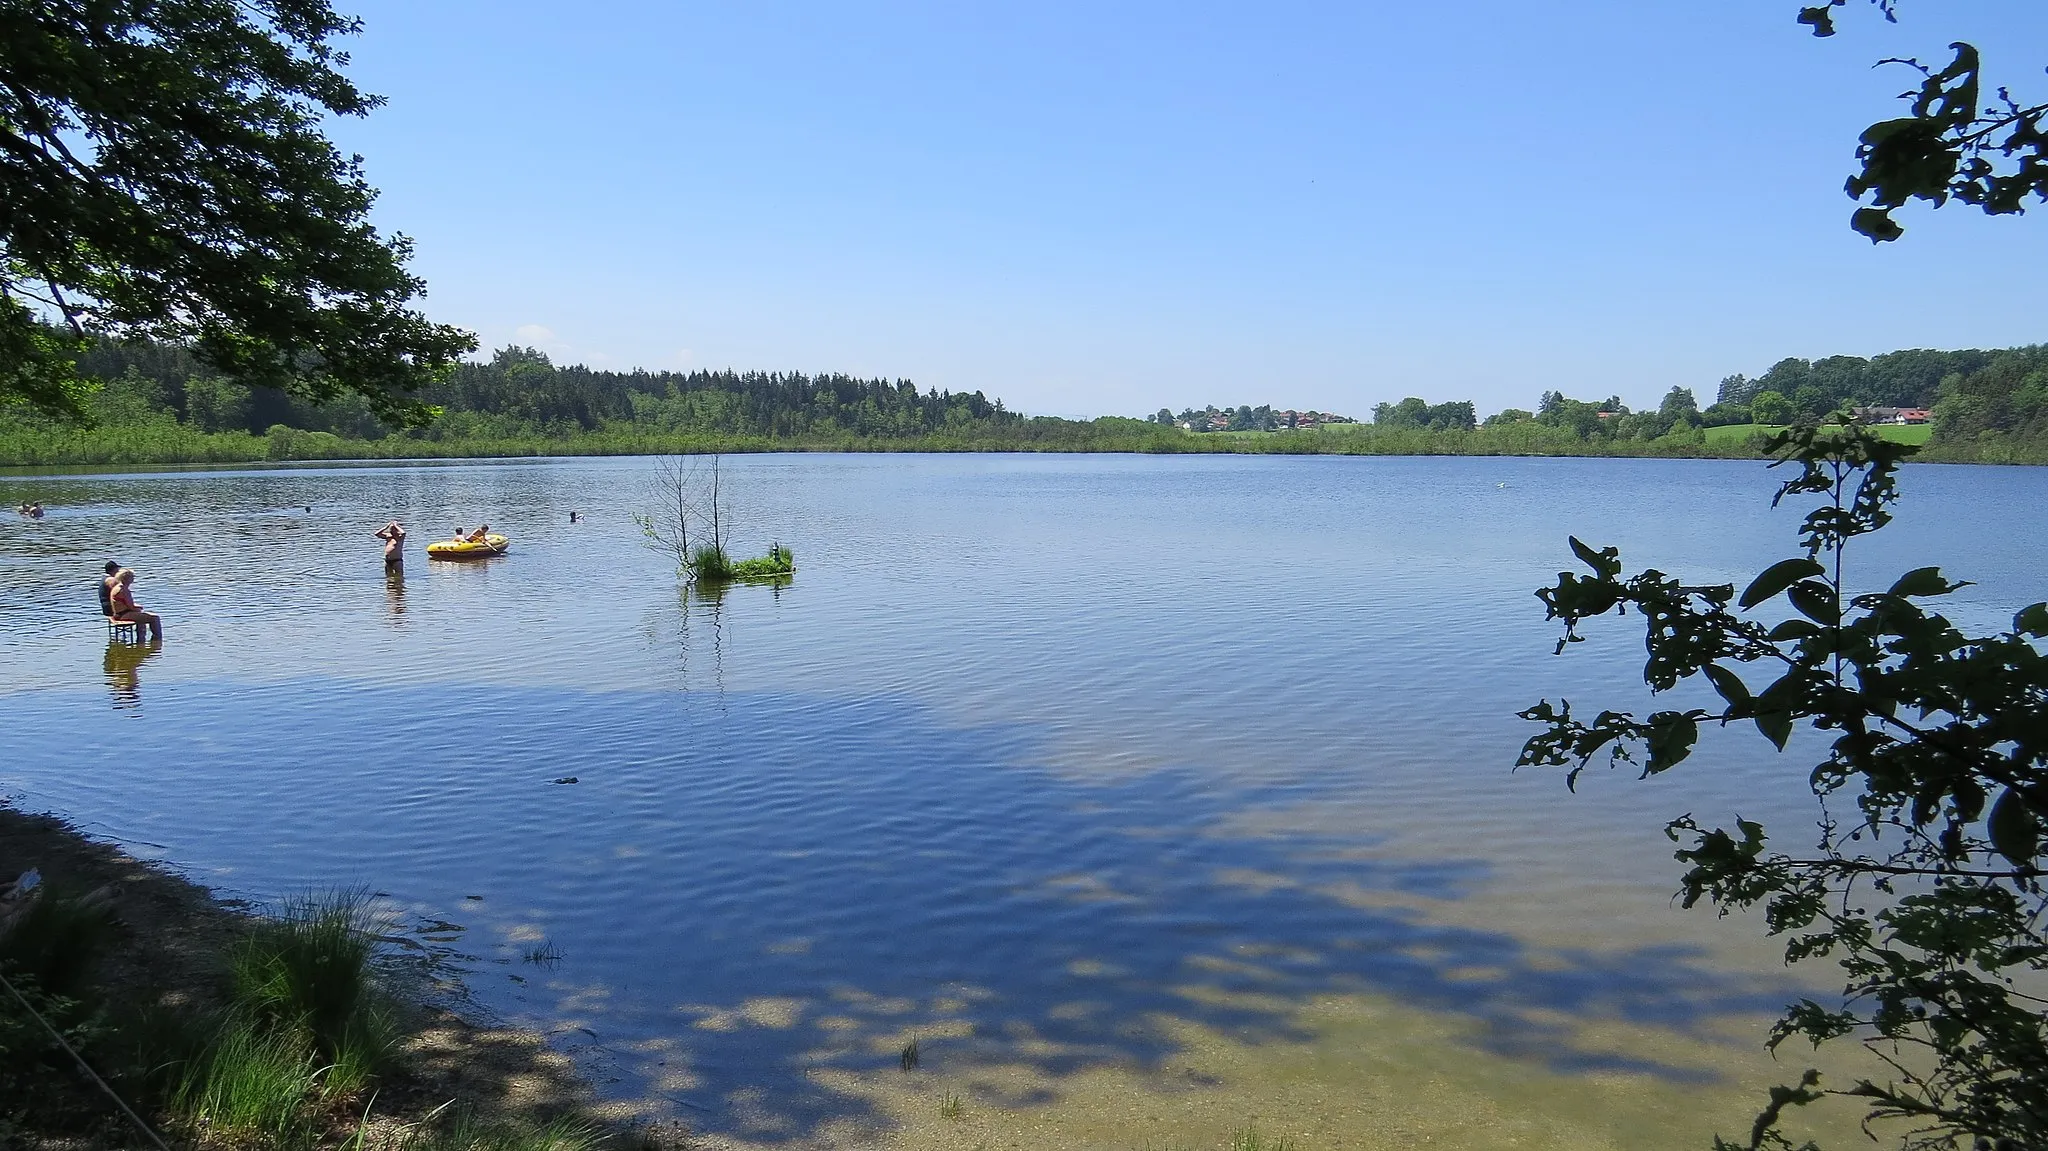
0,800,682,1150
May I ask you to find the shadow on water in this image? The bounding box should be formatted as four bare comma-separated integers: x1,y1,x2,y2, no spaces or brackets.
8,678,1813,1143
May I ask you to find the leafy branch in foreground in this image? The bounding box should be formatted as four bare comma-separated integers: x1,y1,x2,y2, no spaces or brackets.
1797,1,2048,242
1518,421,2048,1150
0,0,475,423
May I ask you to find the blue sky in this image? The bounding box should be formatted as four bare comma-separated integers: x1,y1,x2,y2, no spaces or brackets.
326,1,2048,418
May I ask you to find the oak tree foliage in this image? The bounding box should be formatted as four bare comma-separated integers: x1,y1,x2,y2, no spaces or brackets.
0,0,474,423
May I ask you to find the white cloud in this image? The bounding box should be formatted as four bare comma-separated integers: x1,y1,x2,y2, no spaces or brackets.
513,323,559,346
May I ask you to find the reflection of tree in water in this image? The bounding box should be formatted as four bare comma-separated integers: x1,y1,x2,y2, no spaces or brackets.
671,577,791,700
102,638,162,711
677,580,728,705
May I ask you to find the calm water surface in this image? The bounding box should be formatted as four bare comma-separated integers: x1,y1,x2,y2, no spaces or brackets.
2,454,2041,1149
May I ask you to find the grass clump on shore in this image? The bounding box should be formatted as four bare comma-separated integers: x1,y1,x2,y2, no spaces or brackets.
1,847,634,1151
227,891,396,1099
174,1017,323,1147
168,890,395,1144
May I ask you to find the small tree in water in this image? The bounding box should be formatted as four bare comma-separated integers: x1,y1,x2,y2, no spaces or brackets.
635,454,734,582
1519,423,2046,1150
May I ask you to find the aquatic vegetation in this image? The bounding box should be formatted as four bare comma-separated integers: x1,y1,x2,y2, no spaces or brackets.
1228,1126,1297,1151
899,1038,919,1071
520,941,563,967
939,1091,964,1121
728,544,794,580
395,1106,603,1151
687,541,734,582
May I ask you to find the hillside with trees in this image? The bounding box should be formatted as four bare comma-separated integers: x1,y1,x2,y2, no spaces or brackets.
3,336,2045,465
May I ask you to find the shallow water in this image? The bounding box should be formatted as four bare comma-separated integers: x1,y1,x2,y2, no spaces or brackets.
2,453,2042,1148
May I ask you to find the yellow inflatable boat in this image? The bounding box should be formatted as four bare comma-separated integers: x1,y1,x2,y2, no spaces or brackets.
426,533,509,560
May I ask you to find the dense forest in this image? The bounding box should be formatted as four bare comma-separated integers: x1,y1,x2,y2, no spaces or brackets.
1,337,2044,465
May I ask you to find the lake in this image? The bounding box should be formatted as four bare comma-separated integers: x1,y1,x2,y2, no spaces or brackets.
3,453,2042,1149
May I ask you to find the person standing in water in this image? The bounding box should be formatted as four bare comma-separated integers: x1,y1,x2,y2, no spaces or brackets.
375,521,407,568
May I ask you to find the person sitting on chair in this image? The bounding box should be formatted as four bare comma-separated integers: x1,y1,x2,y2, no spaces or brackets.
109,569,164,641
99,561,122,617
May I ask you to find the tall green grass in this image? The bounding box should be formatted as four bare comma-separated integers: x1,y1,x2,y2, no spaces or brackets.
728,545,794,580
227,891,396,1097
395,1107,603,1151
167,891,396,1142
174,1018,322,1148
1229,1126,1299,1151
687,542,734,581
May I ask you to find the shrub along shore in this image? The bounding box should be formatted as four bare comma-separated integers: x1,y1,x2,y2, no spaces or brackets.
3,419,2021,470
0,802,672,1151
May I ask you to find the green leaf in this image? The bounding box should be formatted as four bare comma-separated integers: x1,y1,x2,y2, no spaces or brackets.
1888,567,1953,598
1567,536,1618,577
1987,789,2040,868
1768,619,1822,642
1755,711,1794,751
2017,602,2048,637
1851,207,1905,243
1786,581,1839,625
1703,664,1751,710
1645,712,1701,773
1741,558,1826,610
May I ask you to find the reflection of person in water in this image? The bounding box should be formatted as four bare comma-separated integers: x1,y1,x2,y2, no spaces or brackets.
104,637,163,711
385,563,406,618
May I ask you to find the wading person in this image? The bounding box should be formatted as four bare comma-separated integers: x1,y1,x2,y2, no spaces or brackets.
375,520,407,568
108,569,164,641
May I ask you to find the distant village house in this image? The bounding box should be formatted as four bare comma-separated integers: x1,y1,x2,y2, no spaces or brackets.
1851,407,1931,425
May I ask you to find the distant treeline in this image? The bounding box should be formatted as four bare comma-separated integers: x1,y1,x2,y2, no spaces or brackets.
1361,344,2048,462
1,337,2044,466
